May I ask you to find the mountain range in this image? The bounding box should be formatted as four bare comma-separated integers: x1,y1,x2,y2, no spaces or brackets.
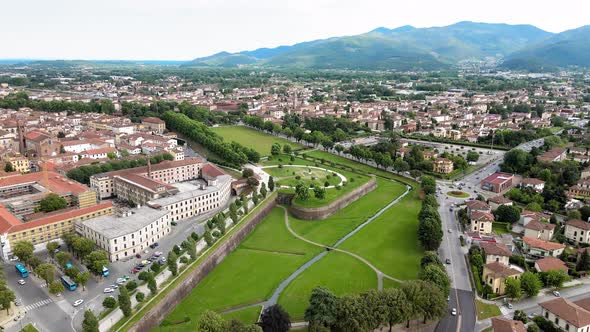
186,21,590,71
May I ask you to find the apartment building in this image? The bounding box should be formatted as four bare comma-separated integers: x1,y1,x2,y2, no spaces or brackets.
524,220,556,241
433,158,454,174
565,219,590,244
480,242,512,265
540,297,590,332
77,206,170,261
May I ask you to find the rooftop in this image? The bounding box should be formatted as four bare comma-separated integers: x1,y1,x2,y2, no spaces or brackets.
523,236,566,251
566,219,590,231
481,172,514,185
491,317,526,332
81,206,168,239
148,174,232,207
540,297,590,328
480,242,512,257
535,257,568,272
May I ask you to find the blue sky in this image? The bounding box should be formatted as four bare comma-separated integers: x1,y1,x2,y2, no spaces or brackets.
2,0,588,60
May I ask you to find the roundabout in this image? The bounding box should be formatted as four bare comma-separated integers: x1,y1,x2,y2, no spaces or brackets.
447,190,470,198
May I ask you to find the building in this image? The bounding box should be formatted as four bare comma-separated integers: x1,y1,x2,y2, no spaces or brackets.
466,200,491,214
77,206,170,261
433,158,454,174
141,117,166,134
537,148,567,163
519,210,551,226
481,173,514,193
520,178,546,192
480,242,512,265
565,219,590,244
491,317,525,332
488,196,513,210
522,236,566,258
524,220,556,241
482,261,523,295
540,297,590,332
534,257,568,273
0,202,113,258
4,154,30,173
470,211,495,234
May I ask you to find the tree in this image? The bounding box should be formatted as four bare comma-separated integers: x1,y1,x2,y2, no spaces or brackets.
505,278,522,300
513,310,528,324
247,176,260,188
72,237,96,259
525,202,543,212
118,286,132,317
46,241,60,257
198,310,225,332
419,264,450,296
421,176,436,195
382,288,408,332
304,287,337,330
567,210,582,221
541,270,569,288
82,309,99,332
466,151,480,163
520,272,542,297
259,304,291,332
148,276,157,295
0,287,15,314
75,271,91,291
313,187,326,200
295,183,310,201
578,249,590,272
260,183,268,198
418,281,447,323
4,162,14,173
37,193,68,213
361,289,388,330
283,145,292,154
494,205,521,223
102,297,117,309
271,143,281,156
418,217,443,251
85,250,108,275
56,251,72,267
333,294,370,332
136,292,145,302
204,230,214,246
268,176,275,192
49,280,65,295
167,251,178,276
35,263,56,286
12,241,34,265
106,152,117,160
420,251,444,269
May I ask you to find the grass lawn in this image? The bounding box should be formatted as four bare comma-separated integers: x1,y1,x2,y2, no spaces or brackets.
220,306,262,324
338,187,423,280
475,300,502,320
160,208,321,331
447,190,470,198
264,166,342,188
20,324,39,332
277,251,378,321
492,222,510,235
382,278,401,288
211,126,302,156
289,178,406,246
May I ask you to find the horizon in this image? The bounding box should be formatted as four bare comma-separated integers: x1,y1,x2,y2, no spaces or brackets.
2,0,589,61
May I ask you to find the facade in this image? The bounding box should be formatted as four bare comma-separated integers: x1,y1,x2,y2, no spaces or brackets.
470,211,494,234
141,117,166,134
482,262,522,295
480,242,512,265
481,173,514,193
540,297,590,332
5,154,30,173
565,219,590,244
433,158,454,174
521,178,546,192
524,220,556,241
537,148,567,163
522,236,566,258
77,206,170,261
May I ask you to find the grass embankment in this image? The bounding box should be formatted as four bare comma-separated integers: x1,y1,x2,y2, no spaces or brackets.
475,300,502,320
212,126,302,156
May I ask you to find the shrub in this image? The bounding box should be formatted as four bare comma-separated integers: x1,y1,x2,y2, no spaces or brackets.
136,292,145,302
278,164,283,168
102,297,117,309
295,175,301,180
335,185,341,190
191,232,199,241
350,177,355,182
179,256,189,264
126,281,137,291
324,181,329,187
212,230,221,238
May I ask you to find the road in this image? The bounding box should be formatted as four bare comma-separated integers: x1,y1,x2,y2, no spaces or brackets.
435,138,546,332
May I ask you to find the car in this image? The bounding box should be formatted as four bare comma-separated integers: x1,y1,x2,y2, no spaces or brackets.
110,284,119,289
553,291,560,297
73,299,84,307
135,254,141,259
149,243,156,249
103,288,114,293
160,257,167,263
116,278,126,284
447,296,450,302
131,268,140,274
154,251,162,257
528,313,536,319
141,260,149,265
17,279,26,285
445,258,451,264
451,308,457,316
14,299,21,306
448,228,452,233
9,256,19,262
507,303,513,309
123,275,130,280
153,242,159,247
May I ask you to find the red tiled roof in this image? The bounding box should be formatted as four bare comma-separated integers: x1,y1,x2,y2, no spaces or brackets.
0,171,89,195
484,261,521,278
488,196,512,204
540,298,590,328
201,163,226,178
480,242,512,257
523,236,566,251
525,219,556,231
566,219,590,231
522,178,545,185
491,317,526,332
466,200,490,211
535,257,567,272
142,117,165,124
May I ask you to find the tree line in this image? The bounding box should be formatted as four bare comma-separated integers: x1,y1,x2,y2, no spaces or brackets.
417,177,443,251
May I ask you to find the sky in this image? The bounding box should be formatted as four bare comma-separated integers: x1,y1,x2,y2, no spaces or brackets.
2,0,589,60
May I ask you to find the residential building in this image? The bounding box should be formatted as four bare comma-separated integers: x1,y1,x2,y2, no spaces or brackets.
466,200,491,214
534,257,568,273
565,219,590,244
433,158,454,174
491,317,525,332
540,297,590,332
141,117,166,134
480,242,512,265
482,261,522,295
524,220,556,241
520,178,546,192
470,211,494,234
481,173,514,193
522,236,566,258
4,154,30,173
488,196,513,210
77,206,170,261
537,148,567,163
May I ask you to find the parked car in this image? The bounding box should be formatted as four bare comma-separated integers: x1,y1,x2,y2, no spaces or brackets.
451,308,457,316
553,291,560,297
73,299,84,307
103,288,114,293
17,279,26,285
154,251,163,257
160,257,167,263
14,299,21,306
445,258,451,264
9,256,19,262
507,303,513,309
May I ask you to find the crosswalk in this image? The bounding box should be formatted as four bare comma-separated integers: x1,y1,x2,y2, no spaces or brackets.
23,298,53,311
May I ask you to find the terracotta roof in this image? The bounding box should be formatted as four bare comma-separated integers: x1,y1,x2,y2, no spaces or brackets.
484,262,521,278
535,257,568,272
471,211,495,222
480,242,512,257
83,147,116,155
525,220,556,232
481,172,513,185
201,163,226,178
0,204,23,233
466,200,490,211
523,236,566,251
488,196,512,204
491,317,526,332
540,298,590,328
566,219,590,231
115,173,177,193
522,178,545,185
142,117,165,124
0,171,89,195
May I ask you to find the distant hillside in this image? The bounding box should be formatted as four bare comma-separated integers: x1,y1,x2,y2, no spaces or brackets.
186,21,553,70
502,25,590,70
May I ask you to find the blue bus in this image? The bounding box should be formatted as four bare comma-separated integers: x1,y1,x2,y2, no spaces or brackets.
15,264,28,278
102,266,109,277
61,275,77,291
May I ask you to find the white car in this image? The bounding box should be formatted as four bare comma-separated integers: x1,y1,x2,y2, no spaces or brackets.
9,256,19,262
73,299,84,307
451,308,457,316
553,291,560,297
17,279,26,285
103,288,114,293
116,278,126,284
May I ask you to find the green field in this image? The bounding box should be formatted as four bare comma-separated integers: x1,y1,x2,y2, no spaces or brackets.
220,306,262,324
475,300,501,320
211,126,302,156
492,222,510,235
264,166,342,188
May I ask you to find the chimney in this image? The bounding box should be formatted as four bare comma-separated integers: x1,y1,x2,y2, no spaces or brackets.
147,158,152,178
